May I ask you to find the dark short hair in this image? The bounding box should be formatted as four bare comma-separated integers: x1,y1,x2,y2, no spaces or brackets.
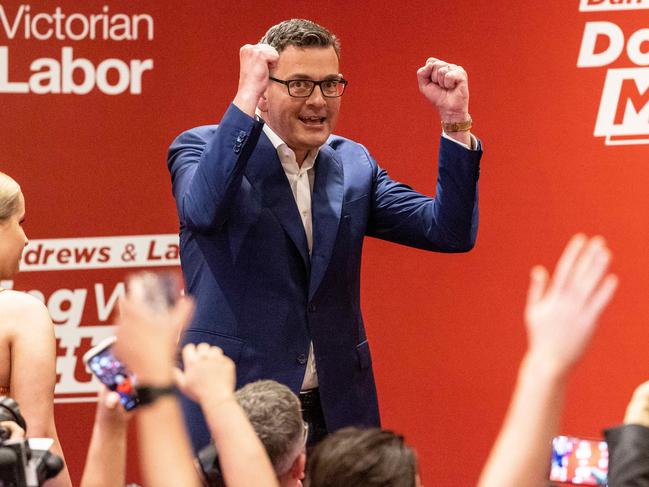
305,427,417,487
260,19,340,57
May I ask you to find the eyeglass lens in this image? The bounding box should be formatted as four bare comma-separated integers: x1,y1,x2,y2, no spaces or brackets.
289,80,344,97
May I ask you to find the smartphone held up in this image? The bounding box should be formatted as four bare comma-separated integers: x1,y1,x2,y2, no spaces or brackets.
83,271,181,410
83,336,139,411
550,435,608,486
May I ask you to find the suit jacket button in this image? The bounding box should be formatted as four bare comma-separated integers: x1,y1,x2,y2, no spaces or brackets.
308,303,316,312
296,354,307,365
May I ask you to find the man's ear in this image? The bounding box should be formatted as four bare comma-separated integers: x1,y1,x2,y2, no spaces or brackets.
291,452,306,480
257,93,268,113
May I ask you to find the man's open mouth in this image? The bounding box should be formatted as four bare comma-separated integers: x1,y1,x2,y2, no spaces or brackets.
299,116,326,125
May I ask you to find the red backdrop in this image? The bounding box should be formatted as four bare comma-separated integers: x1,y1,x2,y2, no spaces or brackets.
1,0,648,485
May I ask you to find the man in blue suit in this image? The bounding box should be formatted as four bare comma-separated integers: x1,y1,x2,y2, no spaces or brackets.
168,19,482,451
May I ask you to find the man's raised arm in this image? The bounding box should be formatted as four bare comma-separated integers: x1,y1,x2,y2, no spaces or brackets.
233,44,278,116
417,57,473,148
167,44,278,233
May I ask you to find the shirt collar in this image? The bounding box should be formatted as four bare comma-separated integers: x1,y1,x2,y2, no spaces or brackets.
260,117,320,173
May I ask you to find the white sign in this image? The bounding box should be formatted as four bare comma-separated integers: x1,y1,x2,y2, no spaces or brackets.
7,234,180,403
579,0,649,11
594,68,649,145
577,16,649,145
21,234,179,271
0,4,154,95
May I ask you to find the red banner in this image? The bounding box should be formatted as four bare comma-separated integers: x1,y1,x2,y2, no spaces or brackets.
2,1,648,485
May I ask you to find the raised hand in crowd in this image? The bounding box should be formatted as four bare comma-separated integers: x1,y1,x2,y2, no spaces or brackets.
175,344,279,487
80,387,131,487
478,234,618,487
524,235,617,374
113,284,201,487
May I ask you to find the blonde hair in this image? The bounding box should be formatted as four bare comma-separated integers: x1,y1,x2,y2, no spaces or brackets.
0,172,21,221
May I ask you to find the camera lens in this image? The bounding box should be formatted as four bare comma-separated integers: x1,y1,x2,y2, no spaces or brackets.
0,396,26,430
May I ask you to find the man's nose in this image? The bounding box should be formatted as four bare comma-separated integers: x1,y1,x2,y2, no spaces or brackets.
306,85,327,106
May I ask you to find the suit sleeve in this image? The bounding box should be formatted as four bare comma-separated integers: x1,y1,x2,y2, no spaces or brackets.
167,104,265,233
366,136,481,252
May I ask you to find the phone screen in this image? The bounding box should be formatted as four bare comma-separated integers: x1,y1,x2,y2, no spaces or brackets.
550,436,608,485
86,343,139,411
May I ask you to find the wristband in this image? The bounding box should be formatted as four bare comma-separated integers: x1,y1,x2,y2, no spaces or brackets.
441,117,472,132
135,384,178,407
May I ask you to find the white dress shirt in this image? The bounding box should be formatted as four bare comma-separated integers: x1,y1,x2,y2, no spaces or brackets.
263,123,320,390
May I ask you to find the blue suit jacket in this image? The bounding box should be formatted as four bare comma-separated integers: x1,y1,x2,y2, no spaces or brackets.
168,104,482,450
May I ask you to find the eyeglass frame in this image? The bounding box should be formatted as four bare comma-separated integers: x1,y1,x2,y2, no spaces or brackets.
269,76,348,98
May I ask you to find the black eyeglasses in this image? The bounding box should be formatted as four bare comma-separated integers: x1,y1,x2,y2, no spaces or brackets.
269,76,348,98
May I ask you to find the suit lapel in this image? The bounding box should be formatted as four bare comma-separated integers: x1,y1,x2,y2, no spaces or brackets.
245,134,310,270
309,145,344,301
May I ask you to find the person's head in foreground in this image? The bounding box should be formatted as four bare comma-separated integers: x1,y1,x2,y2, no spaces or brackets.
0,172,27,280
304,427,422,487
236,380,307,487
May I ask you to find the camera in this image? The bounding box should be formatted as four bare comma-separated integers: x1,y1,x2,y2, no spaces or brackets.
0,396,63,487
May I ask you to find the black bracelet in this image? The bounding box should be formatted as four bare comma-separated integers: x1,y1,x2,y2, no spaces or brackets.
135,384,178,407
